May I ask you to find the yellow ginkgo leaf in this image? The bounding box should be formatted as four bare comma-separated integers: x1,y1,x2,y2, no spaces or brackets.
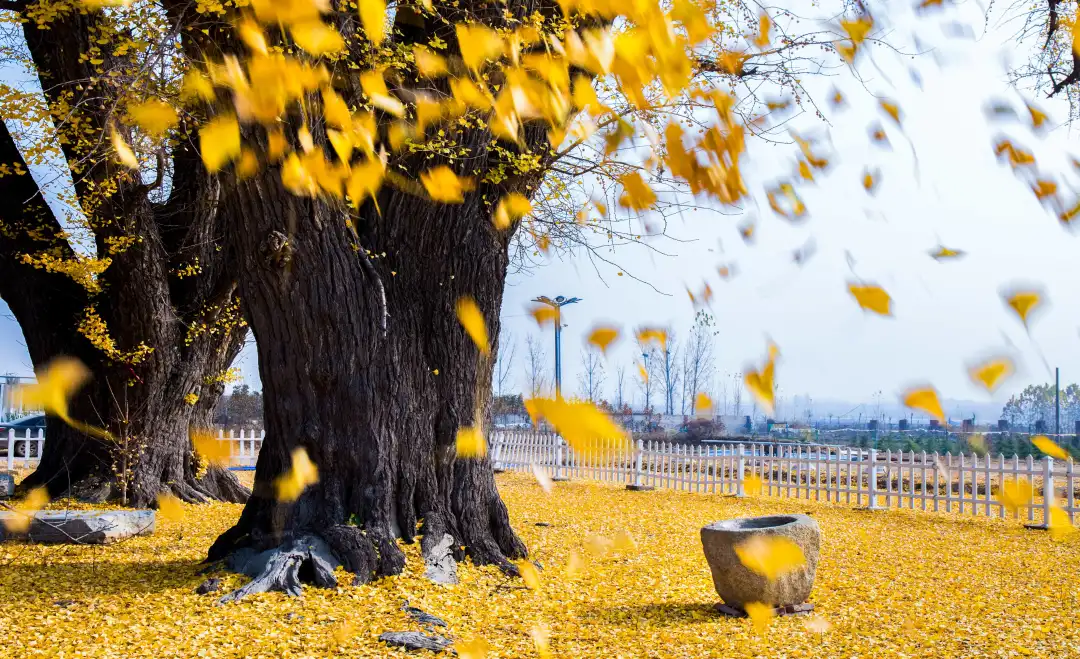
455,425,487,459
524,397,631,457
618,171,657,211
530,624,552,659
862,169,879,194
998,478,1034,515
744,343,778,416
493,193,532,229
637,362,649,383
566,550,585,576
1048,504,1076,541
744,473,764,496
192,429,230,466
1003,289,1043,327
587,327,619,354
290,20,345,55
584,534,613,557
530,462,553,494
238,18,268,54
358,0,386,44
274,447,319,502
1033,436,1068,460
456,24,504,70
455,296,489,355
694,392,713,417
753,13,771,48
968,434,987,456
16,357,111,439
529,305,559,327
880,100,901,125
3,486,49,534
613,529,636,551
199,115,241,173
421,165,474,203
848,283,892,316
156,493,185,522
414,47,448,77
454,637,490,659
902,386,945,423
744,601,775,633
109,125,139,169
516,560,541,590
126,99,178,137
968,356,1014,393
1027,104,1048,129
636,328,667,350
930,245,964,260
803,615,832,634
840,17,873,45
735,535,806,581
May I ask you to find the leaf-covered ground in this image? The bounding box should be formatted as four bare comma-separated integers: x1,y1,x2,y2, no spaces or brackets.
3,472,1079,658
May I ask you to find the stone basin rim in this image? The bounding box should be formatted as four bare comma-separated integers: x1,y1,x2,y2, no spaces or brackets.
702,514,812,533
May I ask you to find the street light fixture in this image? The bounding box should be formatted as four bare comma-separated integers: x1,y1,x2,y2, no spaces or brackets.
532,295,581,399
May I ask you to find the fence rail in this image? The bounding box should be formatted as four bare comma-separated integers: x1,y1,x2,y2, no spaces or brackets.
489,430,1077,526
2,428,264,470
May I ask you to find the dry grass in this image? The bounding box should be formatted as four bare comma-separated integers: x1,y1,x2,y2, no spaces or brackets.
2,472,1079,657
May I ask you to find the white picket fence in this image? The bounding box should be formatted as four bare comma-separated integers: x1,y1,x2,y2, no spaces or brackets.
2,427,264,470
489,430,1078,526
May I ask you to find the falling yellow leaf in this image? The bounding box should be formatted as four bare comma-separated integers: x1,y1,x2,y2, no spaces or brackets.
1027,104,1048,129
636,328,667,350
744,344,778,416
456,425,487,459
998,478,1034,515
524,397,631,457
753,13,771,48
1003,289,1043,327
637,362,649,383
493,193,532,229
456,24,504,70
332,621,356,646
421,165,475,203
694,392,713,417
902,386,945,423
413,47,448,77
1033,436,1068,460
848,283,892,316
290,20,345,55
744,602,775,633
126,99,178,137
530,624,552,659
274,447,319,502
968,434,987,456
3,486,49,534
803,615,833,634
16,357,111,439
862,169,879,194
199,115,241,173
237,18,268,54
744,473,764,496
735,536,806,581
613,530,637,551
455,296,489,355
517,560,541,590
930,245,964,260
156,493,185,522
584,534,614,557
529,305,559,327
192,429,230,466
880,100,902,125
587,327,619,354
1048,505,1075,541
566,550,585,577
968,357,1014,393
840,17,873,45
617,171,657,211
530,463,553,494
358,0,386,44
109,125,139,169
455,637,490,659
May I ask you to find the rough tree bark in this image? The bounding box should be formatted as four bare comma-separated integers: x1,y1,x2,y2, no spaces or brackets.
204,0,577,591
0,3,249,506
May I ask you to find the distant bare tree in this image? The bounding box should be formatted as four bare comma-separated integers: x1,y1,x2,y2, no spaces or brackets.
494,330,517,396
682,311,717,413
636,339,660,413
660,338,680,416
524,334,550,398
577,349,606,402
732,372,743,418
614,364,627,410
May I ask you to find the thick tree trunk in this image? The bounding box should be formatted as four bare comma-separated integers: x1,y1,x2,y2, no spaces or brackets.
207,173,524,593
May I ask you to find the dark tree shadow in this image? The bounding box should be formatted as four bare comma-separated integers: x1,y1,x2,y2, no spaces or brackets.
585,601,732,628
2,557,213,601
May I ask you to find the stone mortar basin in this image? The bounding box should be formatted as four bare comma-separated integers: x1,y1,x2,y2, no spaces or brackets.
700,514,820,609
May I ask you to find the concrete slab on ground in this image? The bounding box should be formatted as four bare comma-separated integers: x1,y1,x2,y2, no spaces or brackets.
0,510,155,544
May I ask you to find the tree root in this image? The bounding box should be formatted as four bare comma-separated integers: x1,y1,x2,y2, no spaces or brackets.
218,535,338,604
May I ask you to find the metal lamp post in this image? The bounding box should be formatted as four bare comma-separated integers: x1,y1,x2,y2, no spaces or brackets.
532,295,580,399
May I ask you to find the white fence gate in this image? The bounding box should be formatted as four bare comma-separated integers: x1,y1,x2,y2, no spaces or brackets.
489,430,1077,526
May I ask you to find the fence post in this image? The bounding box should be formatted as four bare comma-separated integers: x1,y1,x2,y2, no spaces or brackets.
867,448,881,510
1042,456,1054,526
6,428,13,471
626,439,653,491
552,434,569,481
735,443,746,497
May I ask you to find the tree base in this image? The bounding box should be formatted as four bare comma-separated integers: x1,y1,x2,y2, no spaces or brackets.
19,464,249,507
625,484,655,492
715,602,814,617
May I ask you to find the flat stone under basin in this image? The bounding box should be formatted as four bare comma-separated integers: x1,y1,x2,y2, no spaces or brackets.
0,510,155,544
